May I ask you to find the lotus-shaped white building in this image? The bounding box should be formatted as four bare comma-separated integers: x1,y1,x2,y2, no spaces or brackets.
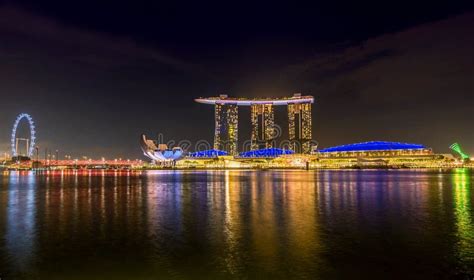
140,134,184,162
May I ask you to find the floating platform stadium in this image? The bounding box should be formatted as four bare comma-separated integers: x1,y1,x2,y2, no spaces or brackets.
140,93,469,169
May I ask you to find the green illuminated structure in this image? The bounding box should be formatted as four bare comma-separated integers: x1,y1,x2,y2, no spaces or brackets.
449,143,470,160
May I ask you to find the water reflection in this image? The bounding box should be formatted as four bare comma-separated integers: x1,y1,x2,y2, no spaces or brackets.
453,168,474,274
0,169,473,279
5,172,36,277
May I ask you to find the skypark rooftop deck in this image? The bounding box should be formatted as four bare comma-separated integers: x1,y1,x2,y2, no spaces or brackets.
195,94,314,106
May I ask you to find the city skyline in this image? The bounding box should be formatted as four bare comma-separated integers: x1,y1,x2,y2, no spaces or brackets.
1,3,473,279
0,2,473,158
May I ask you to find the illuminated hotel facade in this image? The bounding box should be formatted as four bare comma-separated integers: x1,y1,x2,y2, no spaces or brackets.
195,94,314,155
214,103,239,155
250,103,275,150
288,102,312,153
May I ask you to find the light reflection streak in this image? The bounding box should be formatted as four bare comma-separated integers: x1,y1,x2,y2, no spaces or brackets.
222,170,243,276
283,170,322,276
452,168,474,270
251,171,278,271
5,172,36,272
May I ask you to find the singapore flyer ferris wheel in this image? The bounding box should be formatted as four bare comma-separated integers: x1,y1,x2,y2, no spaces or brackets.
11,113,36,158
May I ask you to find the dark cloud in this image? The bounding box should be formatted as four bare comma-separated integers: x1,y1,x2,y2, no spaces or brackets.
290,12,474,152
0,5,195,71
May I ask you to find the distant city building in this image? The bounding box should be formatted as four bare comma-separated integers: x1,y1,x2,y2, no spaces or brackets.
195,93,314,154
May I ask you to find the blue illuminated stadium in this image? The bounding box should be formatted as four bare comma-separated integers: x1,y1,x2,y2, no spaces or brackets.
239,148,294,158
319,141,426,153
188,149,228,158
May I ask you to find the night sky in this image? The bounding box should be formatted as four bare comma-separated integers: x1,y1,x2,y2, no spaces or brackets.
0,1,473,159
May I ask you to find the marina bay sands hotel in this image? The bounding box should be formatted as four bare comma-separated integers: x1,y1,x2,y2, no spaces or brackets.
195,93,314,155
